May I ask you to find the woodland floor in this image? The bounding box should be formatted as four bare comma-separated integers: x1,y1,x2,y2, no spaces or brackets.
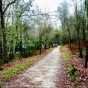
60,45,88,88
2,46,63,88
1,46,88,88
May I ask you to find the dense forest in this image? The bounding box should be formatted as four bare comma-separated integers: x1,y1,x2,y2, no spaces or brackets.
0,0,88,67
57,0,88,68
0,0,88,88
0,0,60,64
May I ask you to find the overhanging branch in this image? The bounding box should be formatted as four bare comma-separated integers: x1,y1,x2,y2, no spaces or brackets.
3,0,17,14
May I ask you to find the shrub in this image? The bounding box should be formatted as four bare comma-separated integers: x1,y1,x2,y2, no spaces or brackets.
67,65,77,81
2,61,32,79
67,65,73,73
13,53,21,60
62,52,69,61
22,40,36,57
72,75,77,81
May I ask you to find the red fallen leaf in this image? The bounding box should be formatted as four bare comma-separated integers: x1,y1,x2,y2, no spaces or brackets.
60,45,88,88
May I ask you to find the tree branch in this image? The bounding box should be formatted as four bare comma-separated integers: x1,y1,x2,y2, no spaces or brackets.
3,0,17,14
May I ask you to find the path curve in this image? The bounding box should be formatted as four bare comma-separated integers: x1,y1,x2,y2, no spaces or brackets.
3,46,62,88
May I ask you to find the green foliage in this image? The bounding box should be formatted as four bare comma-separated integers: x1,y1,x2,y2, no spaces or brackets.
3,67,15,78
0,0,59,63
32,39,40,50
72,75,77,81
62,52,69,61
67,65,73,73
53,29,60,45
2,59,37,79
22,39,40,57
67,65,77,81
13,53,21,60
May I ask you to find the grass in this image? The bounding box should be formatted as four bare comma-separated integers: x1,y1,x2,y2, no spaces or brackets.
0,47,55,87
61,46,70,61
62,52,69,61
61,46,77,82
67,65,73,73
60,45,67,51
1,47,55,81
67,65,77,81
2,59,39,79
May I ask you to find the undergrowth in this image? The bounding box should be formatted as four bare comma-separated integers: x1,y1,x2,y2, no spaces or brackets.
62,52,69,61
0,47,55,87
2,59,39,79
61,46,77,81
67,65,77,81
1,48,55,80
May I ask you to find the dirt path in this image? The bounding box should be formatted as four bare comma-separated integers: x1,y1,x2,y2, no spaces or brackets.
3,47,62,88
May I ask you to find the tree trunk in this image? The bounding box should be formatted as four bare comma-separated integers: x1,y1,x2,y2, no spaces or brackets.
39,37,42,54
0,0,7,63
84,20,88,68
82,17,86,42
44,44,47,49
67,27,73,52
84,41,88,68
19,40,22,56
77,29,83,58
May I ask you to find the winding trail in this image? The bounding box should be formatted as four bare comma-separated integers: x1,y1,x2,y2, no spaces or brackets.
3,46,62,88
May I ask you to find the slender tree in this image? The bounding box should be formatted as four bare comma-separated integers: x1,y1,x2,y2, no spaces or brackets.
0,0,17,63
73,0,83,58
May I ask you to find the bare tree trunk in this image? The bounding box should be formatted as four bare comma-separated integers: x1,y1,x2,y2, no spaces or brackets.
82,17,86,42
85,41,88,68
44,44,47,49
77,29,83,58
67,26,73,52
84,20,88,68
39,37,42,54
0,0,7,63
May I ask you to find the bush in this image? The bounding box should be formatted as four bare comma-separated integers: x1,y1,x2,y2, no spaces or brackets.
22,39,39,57
31,39,40,50
13,39,40,58
13,53,21,60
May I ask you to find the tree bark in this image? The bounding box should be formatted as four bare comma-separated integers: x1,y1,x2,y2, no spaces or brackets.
39,36,42,54
85,41,88,68
82,17,86,42
77,29,83,58
0,0,7,63
67,26,73,52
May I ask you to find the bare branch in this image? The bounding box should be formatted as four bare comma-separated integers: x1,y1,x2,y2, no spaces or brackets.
3,0,17,14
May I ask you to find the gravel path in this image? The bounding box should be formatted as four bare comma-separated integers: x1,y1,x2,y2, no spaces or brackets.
3,46,62,88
